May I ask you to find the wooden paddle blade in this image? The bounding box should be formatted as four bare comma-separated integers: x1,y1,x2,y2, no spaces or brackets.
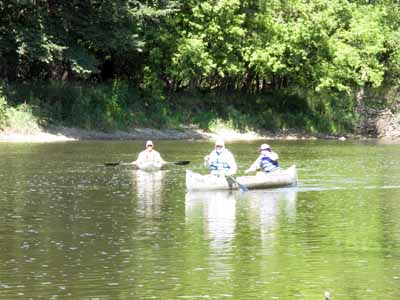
173,161,190,166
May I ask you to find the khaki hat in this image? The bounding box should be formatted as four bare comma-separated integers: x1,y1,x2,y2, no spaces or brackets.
215,138,225,147
259,143,271,151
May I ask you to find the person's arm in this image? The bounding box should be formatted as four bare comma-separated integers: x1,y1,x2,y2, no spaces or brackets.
204,152,212,168
155,151,167,164
135,151,144,164
160,156,167,165
245,156,261,174
267,151,279,161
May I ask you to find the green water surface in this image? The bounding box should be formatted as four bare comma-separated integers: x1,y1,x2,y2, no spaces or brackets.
1,140,399,300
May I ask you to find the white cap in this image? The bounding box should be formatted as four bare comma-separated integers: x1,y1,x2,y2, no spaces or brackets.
259,143,271,151
215,138,225,147
146,140,153,147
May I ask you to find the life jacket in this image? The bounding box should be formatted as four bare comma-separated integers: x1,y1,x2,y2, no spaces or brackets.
209,150,231,173
260,155,279,173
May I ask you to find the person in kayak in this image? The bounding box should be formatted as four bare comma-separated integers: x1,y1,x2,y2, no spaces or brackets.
245,143,280,174
135,140,166,167
204,138,237,176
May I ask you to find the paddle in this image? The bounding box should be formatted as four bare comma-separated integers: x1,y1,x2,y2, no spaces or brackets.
226,175,249,192
165,160,190,166
103,161,136,167
103,160,190,167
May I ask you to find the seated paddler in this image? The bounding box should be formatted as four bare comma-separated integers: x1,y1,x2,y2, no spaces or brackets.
204,138,237,176
245,143,280,174
134,140,166,168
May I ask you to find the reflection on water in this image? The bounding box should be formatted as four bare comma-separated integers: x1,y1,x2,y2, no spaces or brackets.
186,191,237,280
245,189,297,246
185,188,297,255
186,191,236,246
134,169,164,219
186,189,297,239
184,189,299,298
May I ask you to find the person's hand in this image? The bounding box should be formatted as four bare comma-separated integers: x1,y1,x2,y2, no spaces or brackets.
204,155,210,161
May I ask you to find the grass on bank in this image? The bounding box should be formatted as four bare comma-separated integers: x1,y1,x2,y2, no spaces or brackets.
0,81,358,135
0,96,42,134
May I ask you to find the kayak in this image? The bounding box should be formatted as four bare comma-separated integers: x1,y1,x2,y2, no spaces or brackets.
135,161,163,172
186,165,297,191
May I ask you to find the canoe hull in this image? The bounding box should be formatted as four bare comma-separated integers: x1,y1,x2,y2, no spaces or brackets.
186,165,297,191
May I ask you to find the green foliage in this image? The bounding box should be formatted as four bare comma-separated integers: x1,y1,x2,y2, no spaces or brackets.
192,111,219,131
142,66,165,103
0,0,175,80
5,103,41,134
0,94,8,128
168,0,246,90
1,0,399,135
1,80,358,134
64,47,99,78
167,90,355,134
2,80,185,131
172,37,216,85
320,5,387,92
56,81,140,131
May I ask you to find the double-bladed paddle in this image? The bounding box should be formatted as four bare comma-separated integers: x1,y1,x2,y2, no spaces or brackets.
103,161,135,167
103,160,190,167
165,160,190,166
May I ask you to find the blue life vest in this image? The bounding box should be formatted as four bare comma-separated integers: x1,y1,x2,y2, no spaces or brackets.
260,155,279,173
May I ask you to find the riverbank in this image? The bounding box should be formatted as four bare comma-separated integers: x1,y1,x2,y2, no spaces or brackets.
0,125,353,143
2,82,399,143
2,108,400,143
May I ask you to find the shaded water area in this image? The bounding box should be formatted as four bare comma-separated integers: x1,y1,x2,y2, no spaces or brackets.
1,140,400,300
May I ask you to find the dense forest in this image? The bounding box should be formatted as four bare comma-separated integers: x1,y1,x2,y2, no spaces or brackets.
1,0,400,135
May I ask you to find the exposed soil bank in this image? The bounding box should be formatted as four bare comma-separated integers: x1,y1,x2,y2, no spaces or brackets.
1,110,399,143
0,125,350,143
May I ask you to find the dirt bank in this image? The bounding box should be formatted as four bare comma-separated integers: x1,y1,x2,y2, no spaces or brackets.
0,125,351,143
8,113,400,143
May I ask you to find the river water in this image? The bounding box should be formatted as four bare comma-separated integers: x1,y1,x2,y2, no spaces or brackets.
0,140,399,300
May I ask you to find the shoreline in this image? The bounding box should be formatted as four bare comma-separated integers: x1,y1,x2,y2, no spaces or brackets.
0,125,397,143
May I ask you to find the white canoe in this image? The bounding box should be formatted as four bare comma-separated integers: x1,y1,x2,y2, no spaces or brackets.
186,165,297,191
